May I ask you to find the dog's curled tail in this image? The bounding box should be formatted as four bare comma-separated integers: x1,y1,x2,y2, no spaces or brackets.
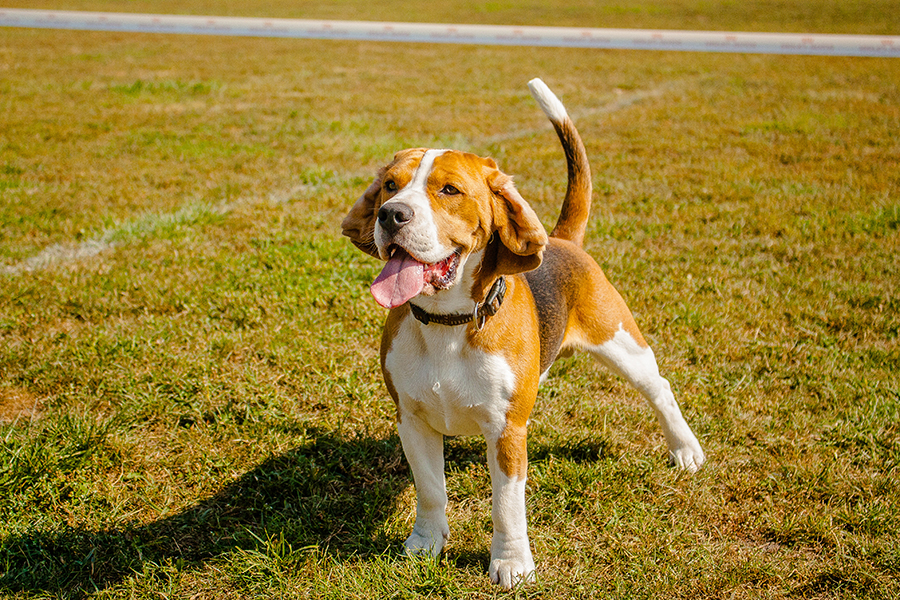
527,78,592,248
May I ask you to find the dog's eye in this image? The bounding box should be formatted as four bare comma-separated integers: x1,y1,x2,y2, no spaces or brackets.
441,184,461,196
384,180,398,193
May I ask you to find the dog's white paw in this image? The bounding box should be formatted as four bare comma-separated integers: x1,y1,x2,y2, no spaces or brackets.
489,538,535,589
669,440,706,473
404,526,449,558
490,556,535,590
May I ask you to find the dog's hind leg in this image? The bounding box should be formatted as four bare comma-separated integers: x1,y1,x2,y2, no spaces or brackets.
564,263,705,471
585,325,706,471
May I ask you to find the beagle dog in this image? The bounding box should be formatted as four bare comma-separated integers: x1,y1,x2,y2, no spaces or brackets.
342,79,705,589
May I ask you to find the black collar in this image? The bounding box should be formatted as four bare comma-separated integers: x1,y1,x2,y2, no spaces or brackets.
409,277,507,330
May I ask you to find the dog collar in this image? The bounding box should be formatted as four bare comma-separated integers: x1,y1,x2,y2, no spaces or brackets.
410,277,507,331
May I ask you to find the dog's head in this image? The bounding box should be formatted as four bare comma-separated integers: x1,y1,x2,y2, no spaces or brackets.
342,148,547,309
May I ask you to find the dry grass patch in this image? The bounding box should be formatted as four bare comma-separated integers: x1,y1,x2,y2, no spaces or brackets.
0,388,43,423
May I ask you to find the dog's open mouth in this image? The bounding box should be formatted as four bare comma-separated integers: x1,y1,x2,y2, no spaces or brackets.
370,246,460,309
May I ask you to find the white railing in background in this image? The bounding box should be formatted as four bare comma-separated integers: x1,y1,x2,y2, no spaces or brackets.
1,8,897,57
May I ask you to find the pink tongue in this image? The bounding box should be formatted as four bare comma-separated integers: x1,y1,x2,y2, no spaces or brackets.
371,249,426,309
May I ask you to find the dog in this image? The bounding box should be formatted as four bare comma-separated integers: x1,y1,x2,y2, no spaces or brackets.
341,79,705,589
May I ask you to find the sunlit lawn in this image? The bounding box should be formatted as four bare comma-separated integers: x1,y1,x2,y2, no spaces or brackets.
1,1,898,598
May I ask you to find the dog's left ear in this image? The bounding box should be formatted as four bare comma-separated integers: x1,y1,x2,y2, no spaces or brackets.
487,166,548,275
341,170,385,259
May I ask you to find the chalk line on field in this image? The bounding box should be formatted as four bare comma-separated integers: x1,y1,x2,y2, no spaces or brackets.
6,240,109,274
484,80,690,145
1,187,307,275
2,206,218,275
1,8,898,57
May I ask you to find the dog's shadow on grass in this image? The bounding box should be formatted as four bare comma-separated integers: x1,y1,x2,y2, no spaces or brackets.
0,429,411,598
0,427,615,598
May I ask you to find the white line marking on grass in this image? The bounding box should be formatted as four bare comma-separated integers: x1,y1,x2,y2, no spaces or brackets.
4,239,110,274
2,203,217,274
483,78,694,145
2,187,307,274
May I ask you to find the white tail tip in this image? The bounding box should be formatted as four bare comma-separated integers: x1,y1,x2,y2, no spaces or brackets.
528,78,568,124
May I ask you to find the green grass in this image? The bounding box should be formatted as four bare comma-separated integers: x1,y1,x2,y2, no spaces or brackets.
1,1,899,598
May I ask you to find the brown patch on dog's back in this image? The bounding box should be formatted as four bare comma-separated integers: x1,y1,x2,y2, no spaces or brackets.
523,239,576,373
548,239,648,349
522,238,648,375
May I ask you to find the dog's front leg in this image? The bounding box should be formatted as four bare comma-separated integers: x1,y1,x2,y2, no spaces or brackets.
397,411,450,557
484,423,535,589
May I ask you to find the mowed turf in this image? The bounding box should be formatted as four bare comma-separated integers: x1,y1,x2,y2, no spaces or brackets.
1,1,899,598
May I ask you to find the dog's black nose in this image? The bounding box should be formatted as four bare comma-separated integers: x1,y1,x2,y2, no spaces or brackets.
377,202,414,235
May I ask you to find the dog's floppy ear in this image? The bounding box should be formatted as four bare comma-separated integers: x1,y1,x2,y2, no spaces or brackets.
341,169,385,259
487,166,548,275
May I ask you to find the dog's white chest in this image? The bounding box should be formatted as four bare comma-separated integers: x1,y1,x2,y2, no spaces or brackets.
385,317,516,436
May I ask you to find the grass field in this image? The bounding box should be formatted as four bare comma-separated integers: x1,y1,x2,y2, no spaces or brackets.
1,1,899,598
